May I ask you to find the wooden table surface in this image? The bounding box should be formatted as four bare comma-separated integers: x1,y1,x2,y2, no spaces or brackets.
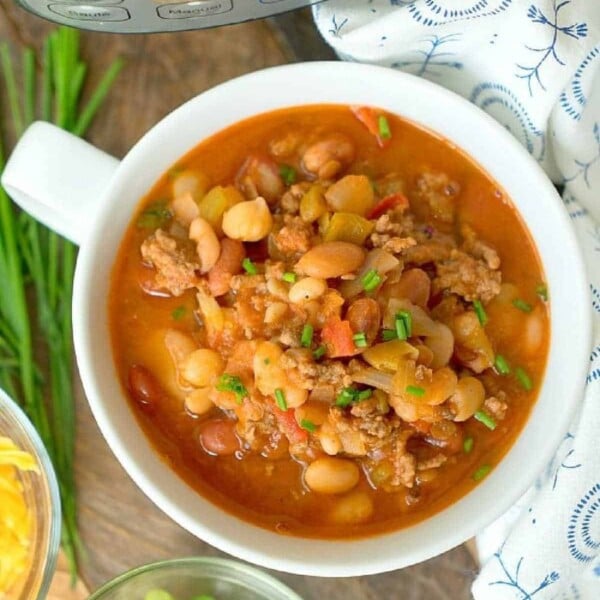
0,3,477,598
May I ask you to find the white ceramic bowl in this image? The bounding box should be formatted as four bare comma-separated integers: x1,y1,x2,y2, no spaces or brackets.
2,61,591,577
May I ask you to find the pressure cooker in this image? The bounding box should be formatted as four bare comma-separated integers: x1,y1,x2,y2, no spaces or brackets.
14,0,323,33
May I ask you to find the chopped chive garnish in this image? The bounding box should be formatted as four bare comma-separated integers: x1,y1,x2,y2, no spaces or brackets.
512,298,533,313
216,374,248,404
275,388,287,410
313,345,326,360
279,164,297,185
406,385,425,397
335,386,373,407
301,324,314,348
378,114,391,140
395,317,407,340
171,305,186,321
398,310,412,336
473,299,488,326
357,389,373,401
168,165,184,179
395,310,412,340
494,354,511,375
336,387,356,407
263,357,270,365
472,464,492,481
242,257,258,275
515,367,533,391
353,332,368,348
361,268,382,292
463,436,474,454
282,272,296,283
474,410,496,430
137,201,171,229
536,283,548,301
381,328,397,341
300,419,317,432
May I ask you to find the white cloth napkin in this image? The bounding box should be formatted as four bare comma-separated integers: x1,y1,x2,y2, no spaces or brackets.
313,2,600,598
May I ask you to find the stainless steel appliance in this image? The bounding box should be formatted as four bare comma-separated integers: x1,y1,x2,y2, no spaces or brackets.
14,0,323,33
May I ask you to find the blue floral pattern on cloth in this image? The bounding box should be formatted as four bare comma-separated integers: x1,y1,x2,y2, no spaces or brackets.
313,2,600,598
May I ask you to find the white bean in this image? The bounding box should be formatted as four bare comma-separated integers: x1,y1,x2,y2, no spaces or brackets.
180,349,224,387
288,277,327,304
329,491,374,525
448,376,485,422
172,169,209,201
189,217,221,273
318,422,342,456
304,457,360,494
185,387,214,415
170,191,199,227
264,302,288,324
222,196,273,241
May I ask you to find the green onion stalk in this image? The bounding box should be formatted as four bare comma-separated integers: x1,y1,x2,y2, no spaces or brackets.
0,27,123,580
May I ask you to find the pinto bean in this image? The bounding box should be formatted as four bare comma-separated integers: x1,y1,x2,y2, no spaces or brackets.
296,242,365,279
301,134,354,179
207,238,245,297
236,155,284,204
346,298,381,342
393,268,431,308
199,419,240,456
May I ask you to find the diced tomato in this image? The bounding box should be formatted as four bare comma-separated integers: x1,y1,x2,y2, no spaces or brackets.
351,105,391,148
272,406,308,444
366,193,409,220
320,317,360,358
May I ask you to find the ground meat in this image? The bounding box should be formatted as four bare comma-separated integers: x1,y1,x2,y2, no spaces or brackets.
373,213,405,236
264,260,286,281
413,172,460,225
484,394,508,421
280,351,353,391
390,430,417,488
350,399,401,440
272,215,313,258
280,183,310,215
435,249,501,302
416,453,447,471
370,233,417,253
461,224,501,270
140,229,200,296
403,241,453,265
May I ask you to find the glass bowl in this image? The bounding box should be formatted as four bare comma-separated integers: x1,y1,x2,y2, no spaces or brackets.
0,388,61,599
88,557,303,600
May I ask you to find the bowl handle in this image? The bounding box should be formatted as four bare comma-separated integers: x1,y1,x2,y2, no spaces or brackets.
1,121,120,246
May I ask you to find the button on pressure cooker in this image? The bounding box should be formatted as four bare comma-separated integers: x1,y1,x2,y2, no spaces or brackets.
157,0,234,19
48,4,130,21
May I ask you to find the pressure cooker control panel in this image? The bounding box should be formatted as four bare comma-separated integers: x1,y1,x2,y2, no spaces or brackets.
16,0,322,33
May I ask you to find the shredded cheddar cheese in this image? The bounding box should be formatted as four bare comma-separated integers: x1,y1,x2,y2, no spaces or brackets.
0,436,39,598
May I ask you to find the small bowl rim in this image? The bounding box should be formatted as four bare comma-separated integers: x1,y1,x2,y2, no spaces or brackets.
0,388,62,599
87,556,303,600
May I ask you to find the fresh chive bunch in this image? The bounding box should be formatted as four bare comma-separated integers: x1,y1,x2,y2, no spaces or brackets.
0,27,123,579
